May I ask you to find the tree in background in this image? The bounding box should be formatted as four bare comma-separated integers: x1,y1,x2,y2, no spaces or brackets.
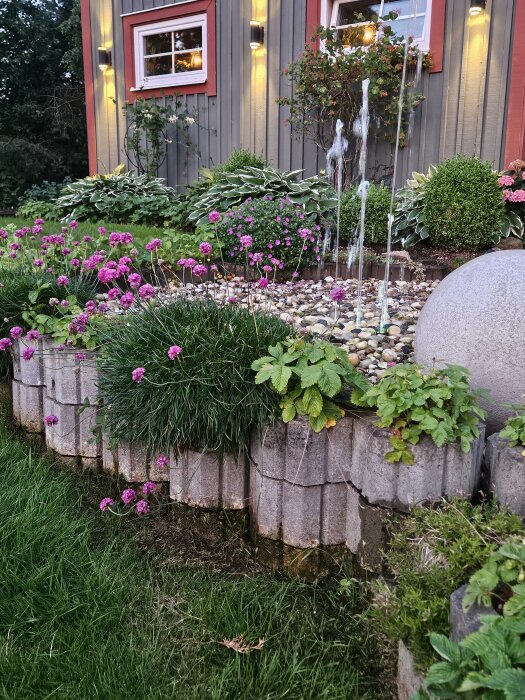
0,0,86,208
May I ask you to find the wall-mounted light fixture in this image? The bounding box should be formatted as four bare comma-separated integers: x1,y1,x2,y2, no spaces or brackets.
250,20,264,49
469,0,486,15
98,47,112,71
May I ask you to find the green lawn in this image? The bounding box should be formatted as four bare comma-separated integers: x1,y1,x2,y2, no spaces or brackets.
0,401,389,699
0,217,167,246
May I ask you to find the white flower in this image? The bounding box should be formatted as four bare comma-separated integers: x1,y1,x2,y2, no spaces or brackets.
168,115,178,123
144,113,153,120
186,116,195,124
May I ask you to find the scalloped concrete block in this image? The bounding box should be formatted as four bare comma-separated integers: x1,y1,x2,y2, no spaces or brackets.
44,348,98,405
44,397,100,458
170,450,247,509
12,380,44,432
16,338,45,386
485,434,525,516
350,414,484,512
101,438,169,482
282,481,323,548
450,584,497,643
345,483,386,572
249,470,283,541
397,640,424,700
251,421,287,480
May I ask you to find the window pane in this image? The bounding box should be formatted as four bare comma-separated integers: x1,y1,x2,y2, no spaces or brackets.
144,32,171,55
337,23,377,47
145,55,172,77
382,0,427,15
335,0,427,25
173,27,203,52
386,15,425,39
174,50,203,73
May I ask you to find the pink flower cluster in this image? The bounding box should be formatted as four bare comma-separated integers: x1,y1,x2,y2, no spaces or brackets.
99,481,156,515
503,189,525,203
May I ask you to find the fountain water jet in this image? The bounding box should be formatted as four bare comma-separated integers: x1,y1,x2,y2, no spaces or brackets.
326,119,348,281
354,78,370,328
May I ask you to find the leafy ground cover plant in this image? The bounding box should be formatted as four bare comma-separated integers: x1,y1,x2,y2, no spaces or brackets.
353,363,486,464
500,406,525,452
97,301,291,455
56,170,176,225
340,184,391,246
252,337,370,432
189,166,337,227
367,500,523,669
214,197,322,271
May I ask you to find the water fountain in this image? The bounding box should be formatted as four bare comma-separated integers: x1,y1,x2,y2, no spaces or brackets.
353,78,370,328
325,119,348,281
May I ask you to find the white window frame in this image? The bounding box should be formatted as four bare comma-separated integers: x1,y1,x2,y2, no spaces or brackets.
133,13,207,90
321,0,432,52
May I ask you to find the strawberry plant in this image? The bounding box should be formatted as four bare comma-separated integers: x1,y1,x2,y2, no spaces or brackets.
500,407,525,450
251,337,369,432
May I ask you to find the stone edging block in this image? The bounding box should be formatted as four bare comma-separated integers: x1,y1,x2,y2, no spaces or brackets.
450,583,497,643
12,380,44,433
102,437,170,483
397,640,425,700
485,434,525,516
44,396,100,458
44,345,98,405
15,338,45,386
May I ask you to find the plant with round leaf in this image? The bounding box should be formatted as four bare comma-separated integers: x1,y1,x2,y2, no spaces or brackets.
352,363,486,464
499,406,525,452
251,337,370,432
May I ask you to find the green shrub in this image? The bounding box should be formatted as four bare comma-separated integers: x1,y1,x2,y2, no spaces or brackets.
56,171,176,224
97,301,291,455
368,500,523,668
19,179,73,204
340,184,391,246
17,200,61,221
423,155,504,251
189,166,337,226
214,147,266,175
215,197,320,269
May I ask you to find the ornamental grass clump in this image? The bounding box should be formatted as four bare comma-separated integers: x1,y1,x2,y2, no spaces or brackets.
97,300,291,455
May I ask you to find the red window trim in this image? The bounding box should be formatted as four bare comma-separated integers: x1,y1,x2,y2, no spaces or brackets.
80,0,97,175
305,0,445,72
503,1,525,167
122,0,216,102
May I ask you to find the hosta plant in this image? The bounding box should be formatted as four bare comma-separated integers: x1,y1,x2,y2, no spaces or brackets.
415,618,525,700
393,167,433,248
352,364,486,464
189,166,337,226
252,337,370,432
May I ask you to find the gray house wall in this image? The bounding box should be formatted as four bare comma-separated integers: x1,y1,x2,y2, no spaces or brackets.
85,0,515,189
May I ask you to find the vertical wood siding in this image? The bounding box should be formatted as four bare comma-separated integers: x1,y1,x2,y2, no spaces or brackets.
91,0,515,189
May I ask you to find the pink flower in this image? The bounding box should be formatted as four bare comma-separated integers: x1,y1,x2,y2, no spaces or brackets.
26,330,41,341
136,499,150,515
498,175,514,187
208,211,221,223
199,242,212,255
240,235,253,249
34,218,44,225
33,258,44,267
0,338,12,351
192,264,208,277
119,292,135,309
98,226,106,235
138,284,155,300
121,488,136,505
183,258,196,269
128,273,142,288
132,367,145,383
56,275,70,286
167,345,182,360
70,258,80,268
75,352,87,361
503,189,525,202
10,326,23,339
331,287,346,303
107,288,121,300
22,347,35,361
69,220,78,229
142,481,156,495
99,497,114,511
257,277,269,289
156,454,169,468
145,238,162,251
44,415,59,426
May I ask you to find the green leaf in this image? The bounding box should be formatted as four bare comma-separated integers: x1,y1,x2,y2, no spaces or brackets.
254,365,274,385
318,363,342,398
300,364,322,388
270,364,292,393
309,412,328,432
303,386,323,418
281,401,296,423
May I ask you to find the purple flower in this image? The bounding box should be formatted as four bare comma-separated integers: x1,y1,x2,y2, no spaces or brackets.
107,288,121,300
183,258,196,269
257,278,269,289
136,499,150,515
69,220,78,229
70,258,80,268
60,300,70,309
61,247,71,256
34,218,44,225
98,267,118,284
22,347,35,361
121,488,136,505
82,235,93,243
119,292,135,309
0,338,13,351
138,284,155,300
167,345,182,360
156,454,169,469
56,275,70,286
199,242,212,255
240,235,253,249
85,300,97,314
227,297,238,304
192,264,208,278
99,497,114,511
331,287,346,303
26,330,41,341
208,211,221,224
132,367,145,383
75,351,87,362
142,481,156,495
128,273,142,288
33,258,44,267
10,326,23,340
145,238,162,252
44,415,59,426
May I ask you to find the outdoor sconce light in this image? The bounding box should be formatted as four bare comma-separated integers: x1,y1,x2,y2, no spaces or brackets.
98,47,112,72
469,0,486,15
250,20,264,49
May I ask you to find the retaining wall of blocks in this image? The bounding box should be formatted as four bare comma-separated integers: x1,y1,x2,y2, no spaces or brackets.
485,434,525,516
11,338,46,433
102,438,169,483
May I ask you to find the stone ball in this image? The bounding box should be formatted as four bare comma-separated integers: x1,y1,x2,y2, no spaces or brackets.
414,250,525,434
